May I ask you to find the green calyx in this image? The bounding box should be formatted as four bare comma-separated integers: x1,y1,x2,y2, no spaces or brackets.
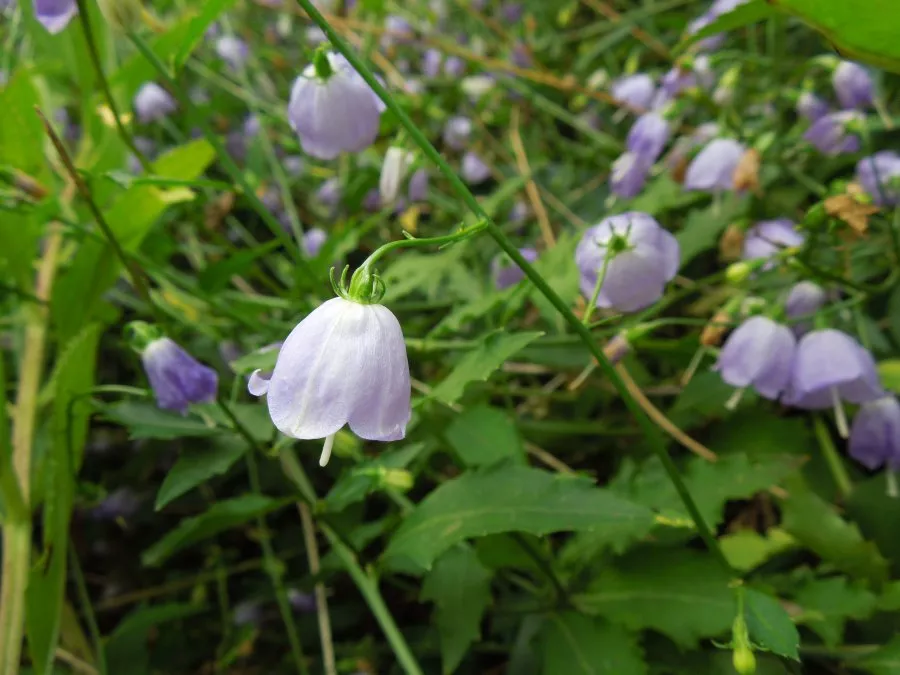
607,233,632,255
312,46,335,80
126,320,164,353
331,264,386,305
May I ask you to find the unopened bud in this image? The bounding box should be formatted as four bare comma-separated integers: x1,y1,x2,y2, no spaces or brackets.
733,644,756,674
725,261,752,285
380,468,414,491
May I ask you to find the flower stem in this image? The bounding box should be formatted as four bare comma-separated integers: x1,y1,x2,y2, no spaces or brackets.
279,449,425,675
813,415,853,500
294,0,734,576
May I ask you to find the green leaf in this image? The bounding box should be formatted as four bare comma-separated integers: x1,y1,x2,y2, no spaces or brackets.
720,528,796,571
676,198,746,268
574,549,734,647
109,17,194,98
383,464,654,571
629,175,703,216
155,437,247,511
678,0,778,50
420,546,493,674
105,602,203,675
26,325,102,675
444,405,525,468
198,240,281,293
430,331,544,405
324,443,425,511
174,0,239,71
793,576,877,647
142,495,286,567
878,360,900,393
771,0,900,73
102,401,220,440
538,612,647,675
780,484,889,583
744,589,800,661
857,635,900,675
528,233,579,326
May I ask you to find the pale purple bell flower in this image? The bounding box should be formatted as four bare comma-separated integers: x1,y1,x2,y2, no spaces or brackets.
34,0,78,34
714,316,796,406
611,73,656,111
288,52,386,160
796,91,829,122
316,177,342,209
653,56,713,108
422,49,442,78
742,219,804,263
363,188,382,212
511,43,532,69
833,61,874,110
627,112,670,163
493,248,538,290
246,342,283,396
574,212,680,313
134,82,177,124
610,152,651,199
142,338,218,414
288,589,318,614
857,151,900,206
785,329,883,436
302,228,327,258
407,168,429,202
215,35,249,70
382,15,414,46
443,56,465,78
251,297,411,466
683,138,745,192
462,151,491,185
510,200,529,224
500,2,523,22
784,281,826,335
284,155,305,177
803,110,862,156
443,116,473,151
665,122,718,169
686,13,726,52
849,396,900,471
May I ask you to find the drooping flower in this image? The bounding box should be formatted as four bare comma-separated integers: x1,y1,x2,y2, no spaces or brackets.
379,147,415,204
302,228,327,258
251,295,411,466
134,82,177,124
796,91,829,122
443,116,473,150
407,168,429,202
665,122,718,170
574,212,679,313
610,73,656,110
141,337,218,413
857,151,900,206
784,281,827,335
215,35,249,69
714,316,796,406
422,48,442,78
742,219,804,263
849,396,900,470
492,248,538,290
462,151,491,184
833,60,874,110
784,328,883,435
34,0,78,34
443,56,465,78
683,138,746,192
610,152,651,199
287,52,386,160
803,110,862,156
653,56,714,108
316,177,342,210
627,112,671,163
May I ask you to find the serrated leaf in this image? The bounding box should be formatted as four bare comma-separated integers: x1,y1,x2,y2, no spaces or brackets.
445,406,525,468
538,612,648,675
744,589,800,661
155,437,247,510
421,546,493,674
793,576,877,647
142,495,286,566
780,485,889,583
103,401,219,440
430,331,543,405
574,549,734,647
383,465,654,571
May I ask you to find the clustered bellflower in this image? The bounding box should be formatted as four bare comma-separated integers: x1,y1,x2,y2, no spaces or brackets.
742,219,804,264
684,138,746,192
803,110,862,156
250,267,411,467
611,112,671,198
34,0,78,34
575,212,679,313
849,396,900,473
288,51,386,160
611,73,656,110
832,60,874,110
857,151,900,206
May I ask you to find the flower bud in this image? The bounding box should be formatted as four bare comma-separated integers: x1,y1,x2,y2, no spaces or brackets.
380,468,414,491
733,644,756,675
725,261,752,285
98,0,142,31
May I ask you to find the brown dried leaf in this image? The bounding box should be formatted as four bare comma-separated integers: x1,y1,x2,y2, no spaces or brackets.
824,191,878,237
733,148,761,194
718,223,745,261
700,309,733,347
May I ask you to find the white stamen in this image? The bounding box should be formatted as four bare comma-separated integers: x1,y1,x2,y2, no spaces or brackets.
831,387,849,438
319,433,336,467
887,471,898,499
725,387,746,411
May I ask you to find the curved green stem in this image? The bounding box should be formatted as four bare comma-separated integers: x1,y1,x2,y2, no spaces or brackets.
294,0,734,576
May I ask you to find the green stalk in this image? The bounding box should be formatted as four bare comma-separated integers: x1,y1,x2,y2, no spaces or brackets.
126,31,317,287
813,416,853,500
292,0,734,576
279,450,425,675
69,546,108,675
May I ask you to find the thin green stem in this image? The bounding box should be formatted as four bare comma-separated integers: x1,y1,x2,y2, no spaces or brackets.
362,221,487,270
813,416,853,500
127,31,317,287
216,401,308,675
295,0,734,576
279,449,425,675
69,545,108,675
74,0,152,172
